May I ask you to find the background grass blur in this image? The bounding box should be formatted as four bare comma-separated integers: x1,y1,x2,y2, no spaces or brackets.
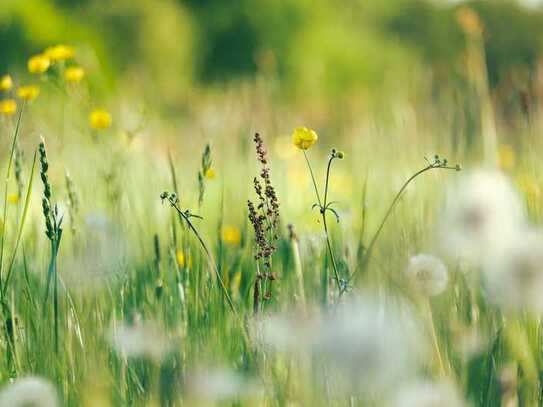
3,0,543,405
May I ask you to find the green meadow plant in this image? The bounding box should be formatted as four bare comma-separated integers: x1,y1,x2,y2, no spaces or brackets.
39,138,64,352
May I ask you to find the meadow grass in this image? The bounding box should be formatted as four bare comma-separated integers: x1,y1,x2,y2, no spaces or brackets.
1,44,543,407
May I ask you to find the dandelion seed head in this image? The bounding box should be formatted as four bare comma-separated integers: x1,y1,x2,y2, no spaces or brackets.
0,376,58,407
405,254,448,296
109,319,169,361
186,367,262,402
483,229,543,313
439,170,525,263
392,380,465,407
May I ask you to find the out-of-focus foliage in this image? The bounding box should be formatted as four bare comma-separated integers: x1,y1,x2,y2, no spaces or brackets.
2,0,543,102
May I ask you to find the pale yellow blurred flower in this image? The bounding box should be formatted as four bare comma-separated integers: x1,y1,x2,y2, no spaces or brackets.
498,145,515,170
0,75,13,92
176,250,185,267
27,54,50,74
205,168,216,180
89,109,112,130
456,6,483,36
222,226,241,245
7,194,19,204
45,44,75,62
17,85,40,101
0,99,17,116
292,126,318,150
64,66,85,83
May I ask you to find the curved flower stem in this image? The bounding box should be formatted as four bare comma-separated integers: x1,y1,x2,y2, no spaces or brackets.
170,202,237,316
303,151,322,206
302,151,341,293
346,162,459,291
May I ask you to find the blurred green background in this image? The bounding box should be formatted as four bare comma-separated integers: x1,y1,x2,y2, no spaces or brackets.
2,0,543,107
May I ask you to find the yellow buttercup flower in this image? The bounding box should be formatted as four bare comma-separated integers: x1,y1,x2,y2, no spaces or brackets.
175,250,192,268
7,194,19,204
89,109,112,130
222,225,241,245
17,85,40,101
292,126,318,150
0,99,17,116
27,54,50,74
64,66,85,83
0,75,13,91
45,45,75,62
204,168,216,180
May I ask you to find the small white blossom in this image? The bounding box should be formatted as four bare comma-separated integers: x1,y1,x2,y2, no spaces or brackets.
405,254,448,296
439,170,525,264
0,376,58,407
186,368,262,402
483,229,543,313
258,296,426,393
392,380,465,407
109,319,169,361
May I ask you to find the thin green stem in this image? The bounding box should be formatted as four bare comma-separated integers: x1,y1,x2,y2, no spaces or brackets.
0,102,26,284
347,163,459,288
323,155,335,207
171,202,237,316
303,150,322,206
302,151,341,292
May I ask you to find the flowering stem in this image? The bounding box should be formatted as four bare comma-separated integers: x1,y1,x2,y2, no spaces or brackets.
346,160,459,291
302,151,342,293
303,150,322,206
169,201,237,316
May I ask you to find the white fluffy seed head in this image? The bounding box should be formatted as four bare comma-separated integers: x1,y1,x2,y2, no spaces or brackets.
405,254,448,296
0,376,58,407
391,380,466,407
439,170,525,264
483,229,543,314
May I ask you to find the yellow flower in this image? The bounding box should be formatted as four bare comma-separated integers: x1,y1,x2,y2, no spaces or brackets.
17,85,40,101
27,54,50,74
176,250,185,267
204,168,216,180
176,250,192,268
498,144,515,170
222,225,241,245
0,99,17,116
0,75,13,91
292,126,318,150
64,66,85,83
456,7,483,36
45,45,75,62
89,109,112,130
7,194,19,204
